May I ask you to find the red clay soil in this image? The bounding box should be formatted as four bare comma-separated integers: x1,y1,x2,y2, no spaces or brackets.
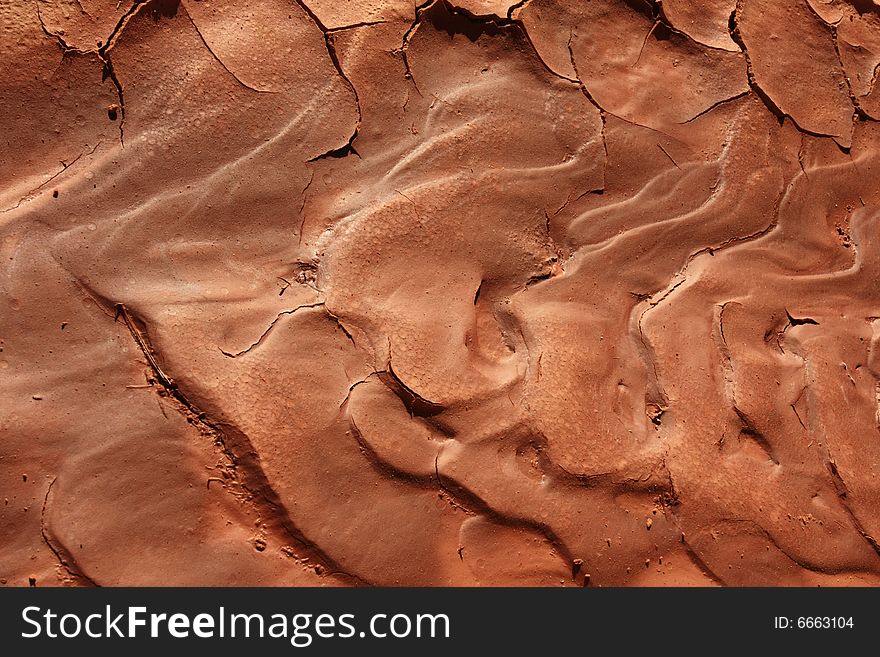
3,0,880,587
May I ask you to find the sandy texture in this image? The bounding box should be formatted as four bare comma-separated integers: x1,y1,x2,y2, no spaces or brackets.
2,0,880,587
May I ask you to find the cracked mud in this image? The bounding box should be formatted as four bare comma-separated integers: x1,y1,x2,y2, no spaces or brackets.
3,0,880,587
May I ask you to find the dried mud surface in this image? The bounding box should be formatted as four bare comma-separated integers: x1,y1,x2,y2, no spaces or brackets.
3,0,880,587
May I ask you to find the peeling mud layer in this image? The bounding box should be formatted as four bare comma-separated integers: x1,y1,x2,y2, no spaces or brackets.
3,0,880,587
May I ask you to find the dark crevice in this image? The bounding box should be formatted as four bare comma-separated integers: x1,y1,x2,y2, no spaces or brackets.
41,478,99,587
396,0,437,94
322,305,358,347
656,143,680,169
72,283,370,585
308,138,360,161
506,0,532,20
849,0,880,17
785,311,820,327
552,184,604,216
146,0,180,21
678,91,750,124
113,300,370,585
728,8,785,128
682,543,728,586
380,363,445,417
445,1,579,82
96,1,160,145
473,279,483,305
432,2,507,40
219,302,325,358
296,1,363,160
432,451,579,575
346,415,444,490
407,1,579,90
791,401,808,431
565,32,613,185
36,5,129,146
525,269,553,286
630,0,739,56
733,407,779,466
807,0,879,125
340,383,579,580
326,20,389,33
621,0,655,20
728,3,853,144
99,59,126,145
338,371,386,410
829,23,876,125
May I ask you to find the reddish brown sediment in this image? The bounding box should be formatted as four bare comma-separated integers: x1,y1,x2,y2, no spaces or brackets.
2,0,880,587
